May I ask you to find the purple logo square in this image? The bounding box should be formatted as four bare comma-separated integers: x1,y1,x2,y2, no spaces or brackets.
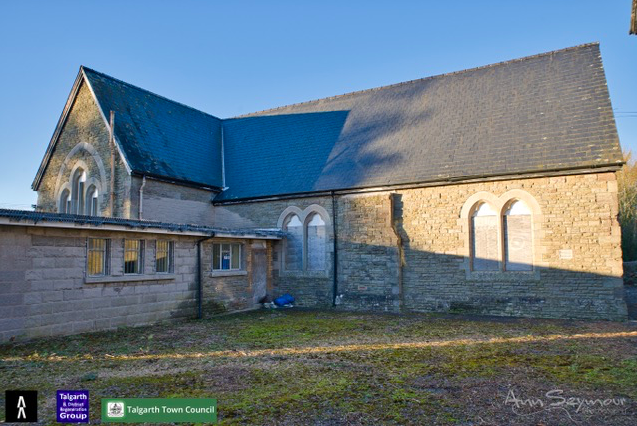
56,390,89,423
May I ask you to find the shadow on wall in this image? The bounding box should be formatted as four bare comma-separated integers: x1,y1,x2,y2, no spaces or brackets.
330,241,628,321
304,194,627,321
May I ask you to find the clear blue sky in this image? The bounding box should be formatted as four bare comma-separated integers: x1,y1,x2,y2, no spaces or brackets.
0,1,635,209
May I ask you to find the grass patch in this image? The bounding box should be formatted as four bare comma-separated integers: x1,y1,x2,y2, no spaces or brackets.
1,309,635,425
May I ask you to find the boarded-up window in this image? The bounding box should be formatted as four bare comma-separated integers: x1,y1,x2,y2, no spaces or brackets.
156,240,174,273
88,238,109,276
504,200,533,271
124,239,144,274
284,215,303,270
471,203,499,271
306,213,326,271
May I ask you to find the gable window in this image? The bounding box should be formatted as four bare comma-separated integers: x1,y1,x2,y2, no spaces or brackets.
124,239,144,274
156,240,174,273
504,200,533,271
212,243,242,271
86,185,99,216
71,168,86,214
471,202,499,271
306,213,326,271
87,238,109,276
60,189,71,214
283,214,303,271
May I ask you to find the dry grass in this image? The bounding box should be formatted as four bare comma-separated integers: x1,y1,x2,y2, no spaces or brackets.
1,309,636,425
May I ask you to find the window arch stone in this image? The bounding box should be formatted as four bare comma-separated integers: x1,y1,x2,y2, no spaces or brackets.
503,199,533,271
306,213,326,271
277,204,332,273
459,189,544,278
54,143,107,206
282,213,303,271
59,188,71,213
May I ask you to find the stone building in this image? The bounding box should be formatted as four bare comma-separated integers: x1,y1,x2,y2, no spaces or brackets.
0,42,629,341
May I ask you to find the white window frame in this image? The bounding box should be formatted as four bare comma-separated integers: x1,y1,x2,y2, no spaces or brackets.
212,243,243,271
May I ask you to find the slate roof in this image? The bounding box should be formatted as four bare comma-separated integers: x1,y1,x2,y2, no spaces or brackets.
216,43,622,201
36,43,622,201
82,67,224,188
0,209,283,238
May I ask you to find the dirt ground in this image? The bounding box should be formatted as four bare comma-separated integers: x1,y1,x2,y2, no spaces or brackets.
1,309,636,425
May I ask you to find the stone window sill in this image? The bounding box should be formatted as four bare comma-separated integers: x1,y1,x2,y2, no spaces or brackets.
85,274,176,284
210,270,248,277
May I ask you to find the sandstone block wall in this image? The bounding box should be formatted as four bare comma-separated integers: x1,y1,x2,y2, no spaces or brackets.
216,172,628,320
200,238,257,315
36,81,130,217
214,197,334,307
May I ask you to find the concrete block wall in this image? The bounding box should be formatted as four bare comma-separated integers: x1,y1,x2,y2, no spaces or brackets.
0,225,200,342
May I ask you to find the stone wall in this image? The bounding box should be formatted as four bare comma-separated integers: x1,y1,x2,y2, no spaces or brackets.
0,225,260,342
200,238,256,315
214,197,334,307
215,172,628,320
36,81,130,218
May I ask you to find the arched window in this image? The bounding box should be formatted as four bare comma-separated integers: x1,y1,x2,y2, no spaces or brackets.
283,214,303,270
59,189,71,213
306,213,326,271
86,185,99,216
471,202,499,271
504,200,533,271
71,168,86,214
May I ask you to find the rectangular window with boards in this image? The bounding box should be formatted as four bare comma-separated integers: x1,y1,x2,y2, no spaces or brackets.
87,238,110,276
156,240,174,273
212,243,242,271
124,239,144,274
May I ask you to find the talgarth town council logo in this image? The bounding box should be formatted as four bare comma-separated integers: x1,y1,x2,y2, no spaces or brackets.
5,390,38,422
106,401,126,418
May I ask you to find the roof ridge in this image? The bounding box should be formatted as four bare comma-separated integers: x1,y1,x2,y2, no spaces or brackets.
80,66,222,121
228,42,600,119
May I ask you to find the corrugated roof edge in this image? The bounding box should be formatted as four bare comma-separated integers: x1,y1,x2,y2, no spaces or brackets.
81,66,223,121
229,42,601,119
0,209,283,239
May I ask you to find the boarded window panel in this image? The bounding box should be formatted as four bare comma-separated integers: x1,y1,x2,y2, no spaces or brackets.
471,203,499,271
212,244,220,270
307,214,326,271
88,238,107,276
285,215,303,270
156,240,170,273
231,244,240,270
504,201,533,271
124,239,142,274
